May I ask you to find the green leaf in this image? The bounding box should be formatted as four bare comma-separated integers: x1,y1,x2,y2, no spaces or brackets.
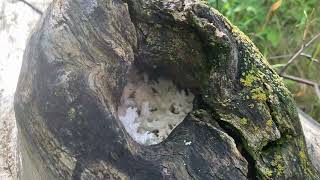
208,0,216,7
312,43,320,59
271,63,286,68
266,28,280,47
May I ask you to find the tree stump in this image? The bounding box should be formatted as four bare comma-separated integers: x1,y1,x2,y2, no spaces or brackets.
14,0,319,179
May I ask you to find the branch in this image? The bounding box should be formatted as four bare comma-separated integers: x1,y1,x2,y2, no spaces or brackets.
270,53,319,63
315,84,320,99
279,33,320,75
17,0,43,15
281,74,316,86
269,54,291,59
300,53,320,63
280,74,320,99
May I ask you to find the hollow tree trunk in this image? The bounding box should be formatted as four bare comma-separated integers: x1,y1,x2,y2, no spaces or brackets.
14,0,319,179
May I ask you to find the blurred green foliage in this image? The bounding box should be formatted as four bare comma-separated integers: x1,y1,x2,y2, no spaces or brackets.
207,0,320,121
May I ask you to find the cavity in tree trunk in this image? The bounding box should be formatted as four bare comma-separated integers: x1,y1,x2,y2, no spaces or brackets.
14,0,319,179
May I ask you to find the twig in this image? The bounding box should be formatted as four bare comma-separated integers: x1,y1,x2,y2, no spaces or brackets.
300,53,319,63
280,74,320,99
270,53,319,63
315,85,320,99
281,74,316,86
269,54,292,59
279,33,320,75
17,0,43,15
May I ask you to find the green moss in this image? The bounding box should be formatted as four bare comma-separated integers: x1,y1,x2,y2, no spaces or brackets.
68,107,76,121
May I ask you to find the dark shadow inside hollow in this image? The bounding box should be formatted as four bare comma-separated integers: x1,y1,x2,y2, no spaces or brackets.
133,22,213,91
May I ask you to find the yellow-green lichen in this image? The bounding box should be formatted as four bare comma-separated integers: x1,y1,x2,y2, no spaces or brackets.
146,36,154,44
54,91,59,96
240,118,248,125
219,98,231,107
298,148,315,176
259,166,274,178
251,87,267,101
266,119,273,127
53,87,64,96
271,155,281,166
240,74,257,87
271,155,285,176
264,168,273,177
200,0,208,4
285,134,293,139
68,107,76,121
299,151,306,160
276,164,285,176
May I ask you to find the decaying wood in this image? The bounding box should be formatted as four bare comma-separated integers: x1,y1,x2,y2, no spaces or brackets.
14,0,319,179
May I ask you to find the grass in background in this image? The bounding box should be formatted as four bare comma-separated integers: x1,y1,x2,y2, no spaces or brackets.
207,0,320,121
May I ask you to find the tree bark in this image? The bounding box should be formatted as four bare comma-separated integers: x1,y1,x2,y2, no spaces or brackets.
14,0,318,179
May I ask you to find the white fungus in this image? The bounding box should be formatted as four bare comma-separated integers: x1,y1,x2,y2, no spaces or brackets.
118,69,194,145
184,140,192,146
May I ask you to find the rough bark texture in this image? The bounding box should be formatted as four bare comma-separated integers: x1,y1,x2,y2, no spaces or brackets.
14,0,318,179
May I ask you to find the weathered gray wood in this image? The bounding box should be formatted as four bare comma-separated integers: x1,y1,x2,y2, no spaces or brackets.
14,0,319,179
299,109,320,172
